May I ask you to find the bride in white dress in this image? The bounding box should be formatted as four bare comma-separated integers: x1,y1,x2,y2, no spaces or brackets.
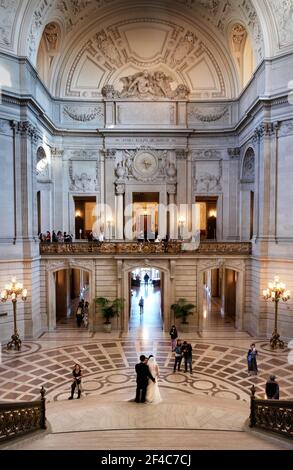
146,355,162,404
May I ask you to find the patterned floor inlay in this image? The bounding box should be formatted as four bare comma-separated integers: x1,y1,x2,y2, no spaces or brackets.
1,334,293,403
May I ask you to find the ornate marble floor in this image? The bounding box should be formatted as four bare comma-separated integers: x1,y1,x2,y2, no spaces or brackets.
1,329,293,404
1,286,293,450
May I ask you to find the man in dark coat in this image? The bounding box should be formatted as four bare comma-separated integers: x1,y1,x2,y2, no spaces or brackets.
135,355,155,403
265,375,280,399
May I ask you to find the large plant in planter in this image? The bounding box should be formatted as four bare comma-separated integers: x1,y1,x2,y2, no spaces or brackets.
95,297,124,325
171,298,195,324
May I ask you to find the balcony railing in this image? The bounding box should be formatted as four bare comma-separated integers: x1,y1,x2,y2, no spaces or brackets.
40,240,251,256
0,387,46,443
249,386,293,439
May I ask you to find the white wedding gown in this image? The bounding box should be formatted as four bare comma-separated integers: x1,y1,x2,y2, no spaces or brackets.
146,359,162,404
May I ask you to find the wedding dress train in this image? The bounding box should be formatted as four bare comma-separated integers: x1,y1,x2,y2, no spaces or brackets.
146,357,162,404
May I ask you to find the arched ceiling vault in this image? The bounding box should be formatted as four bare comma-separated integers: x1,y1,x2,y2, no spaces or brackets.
1,1,293,98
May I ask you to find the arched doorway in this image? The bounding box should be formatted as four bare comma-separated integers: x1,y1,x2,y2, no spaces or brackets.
121,262,171,333
129,267,163,333
198,262,244,332
47,262,94,332
55,268,90,327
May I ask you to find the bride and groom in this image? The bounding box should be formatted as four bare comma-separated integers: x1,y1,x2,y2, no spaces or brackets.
135,354,162,404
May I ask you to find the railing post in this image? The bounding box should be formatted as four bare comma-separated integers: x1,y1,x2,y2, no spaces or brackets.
40,386,46,430
249,385,256,428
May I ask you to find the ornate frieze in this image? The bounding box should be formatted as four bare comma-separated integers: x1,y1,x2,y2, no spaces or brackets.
102,71,190,100
62,105,104,122
192,149,222,160
188,105,229,123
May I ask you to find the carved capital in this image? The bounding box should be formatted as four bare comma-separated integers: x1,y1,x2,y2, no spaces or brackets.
115,183,125,195
105,149,116,159
228,148,240,159
175,149,188,160
51,147,64,158
167,184,177,195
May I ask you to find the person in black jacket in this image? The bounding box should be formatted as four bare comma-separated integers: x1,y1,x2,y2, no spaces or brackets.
265,375,279,399
135,355,155,403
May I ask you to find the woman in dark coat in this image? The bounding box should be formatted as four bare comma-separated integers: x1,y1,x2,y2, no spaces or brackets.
247,343,258,375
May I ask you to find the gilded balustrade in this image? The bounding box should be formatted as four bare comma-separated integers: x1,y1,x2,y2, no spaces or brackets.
40,241,251,256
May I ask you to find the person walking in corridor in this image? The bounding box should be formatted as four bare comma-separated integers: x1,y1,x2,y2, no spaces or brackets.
139,296,144,314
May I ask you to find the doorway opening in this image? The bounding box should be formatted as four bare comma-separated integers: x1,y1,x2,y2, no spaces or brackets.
74,196,96,240
132,193,159,240
129,267,163,333
195,197,218,240
202,267,237,330
55,268,90,328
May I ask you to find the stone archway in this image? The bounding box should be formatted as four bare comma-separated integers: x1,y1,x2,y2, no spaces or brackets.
120,259,172,332
45,259,95,331
197,259,245,331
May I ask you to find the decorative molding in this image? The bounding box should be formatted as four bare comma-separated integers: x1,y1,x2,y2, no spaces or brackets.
192,149,222,160
0,0,19,48
279,120,293,137
63,105,104,122
193,159,223,193
241,148,255,183
188,105,229,123
268,0,293,47
175,149,188,160
51,148,64,159
104,71,191,100
68,149,99,160
69,160,99,192
115,183,125,195
115,148,170,183
43,22,59,52
228,148,241,159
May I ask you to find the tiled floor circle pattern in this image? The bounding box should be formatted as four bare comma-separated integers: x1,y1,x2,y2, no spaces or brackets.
1,335,293,404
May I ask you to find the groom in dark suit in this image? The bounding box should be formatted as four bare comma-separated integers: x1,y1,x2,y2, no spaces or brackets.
135,355,155,403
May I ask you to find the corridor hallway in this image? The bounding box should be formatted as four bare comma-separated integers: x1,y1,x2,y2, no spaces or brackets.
129,284,162,334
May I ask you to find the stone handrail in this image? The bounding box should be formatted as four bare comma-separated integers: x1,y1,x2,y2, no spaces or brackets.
0,387,46,443
249,385,293,439
40,240,251,256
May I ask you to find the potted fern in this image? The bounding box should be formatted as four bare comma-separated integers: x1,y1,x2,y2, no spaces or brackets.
95,297,124,332
171,298,195,330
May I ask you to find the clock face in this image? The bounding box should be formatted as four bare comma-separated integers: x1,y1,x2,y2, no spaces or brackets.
133,152,158,179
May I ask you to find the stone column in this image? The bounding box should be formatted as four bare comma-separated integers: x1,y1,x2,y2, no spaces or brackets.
115,183,125,240
167,184,177,239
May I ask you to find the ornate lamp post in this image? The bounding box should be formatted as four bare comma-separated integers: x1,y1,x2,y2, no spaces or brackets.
263,276,290,349
1,278,27,351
